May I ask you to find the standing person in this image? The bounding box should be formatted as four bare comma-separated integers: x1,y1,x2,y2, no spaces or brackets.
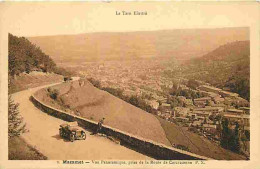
97,118,105,134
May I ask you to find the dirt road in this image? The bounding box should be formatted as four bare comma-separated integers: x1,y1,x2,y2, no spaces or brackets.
11,81,152,160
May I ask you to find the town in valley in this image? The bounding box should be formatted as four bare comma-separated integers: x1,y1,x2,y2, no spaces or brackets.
61,56,250,157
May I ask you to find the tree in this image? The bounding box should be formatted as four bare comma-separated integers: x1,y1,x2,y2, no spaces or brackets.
245,130,250,141
205,100,210,106
48,88,59,100
8,95,27,138
186,79,200,90
220,118,230,149
169,83,179,96
8,33,62,77
220,118,241,153
231,122,240,152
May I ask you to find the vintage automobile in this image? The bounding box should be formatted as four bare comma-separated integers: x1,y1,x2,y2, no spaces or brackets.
59,121,86,142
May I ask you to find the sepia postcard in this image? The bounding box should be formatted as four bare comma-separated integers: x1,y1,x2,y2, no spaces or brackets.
0,1,260,169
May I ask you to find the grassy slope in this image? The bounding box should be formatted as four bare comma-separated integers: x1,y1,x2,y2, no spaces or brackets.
9,137,47,160
156,117,246,160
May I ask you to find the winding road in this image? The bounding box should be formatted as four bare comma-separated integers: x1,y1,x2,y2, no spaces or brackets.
12,79,152,160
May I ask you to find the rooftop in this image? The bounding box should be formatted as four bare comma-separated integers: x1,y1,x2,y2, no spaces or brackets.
223,113,250,119
193,107,223,111
194,97,211,101
199,85,222,91
227,109,244,113
239,107,250,110
193,111,212,115
219,90,239,96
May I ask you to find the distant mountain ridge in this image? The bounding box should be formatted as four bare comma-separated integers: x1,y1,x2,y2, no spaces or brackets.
27,27,249,63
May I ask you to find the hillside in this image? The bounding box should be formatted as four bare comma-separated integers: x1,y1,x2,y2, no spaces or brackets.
34,79,246,160
27,27,249,63
183,41,250,100
8,34,57,76
9,71,64,94
8,34,73,93
34,79,171,146
157,117,246,160
192,41,249,63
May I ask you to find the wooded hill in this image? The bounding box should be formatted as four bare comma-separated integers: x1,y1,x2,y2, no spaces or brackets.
184,41,250,100
8,33,71,77
8,34,73,94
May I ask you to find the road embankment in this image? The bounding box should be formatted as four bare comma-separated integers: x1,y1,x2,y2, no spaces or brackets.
12,81,152,160
31,90,210,160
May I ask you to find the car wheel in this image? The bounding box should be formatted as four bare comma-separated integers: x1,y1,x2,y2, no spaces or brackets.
70,134,75,142
82,132,86,140
59,130,63,137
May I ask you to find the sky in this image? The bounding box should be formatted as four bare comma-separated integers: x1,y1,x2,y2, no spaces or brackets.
0,1,258,37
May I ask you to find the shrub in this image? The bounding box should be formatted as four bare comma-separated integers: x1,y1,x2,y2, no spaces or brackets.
48,88,59,100
175,144,190,152
8,95,27,138
88,78,101,88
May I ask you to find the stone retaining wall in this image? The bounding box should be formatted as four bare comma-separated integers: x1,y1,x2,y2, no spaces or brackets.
31,94,211,160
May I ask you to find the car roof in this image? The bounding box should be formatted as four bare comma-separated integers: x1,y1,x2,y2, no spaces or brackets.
60,121,78,127
69,126,84,131
68,121,78,126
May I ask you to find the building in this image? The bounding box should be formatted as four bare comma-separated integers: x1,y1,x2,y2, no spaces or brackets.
194,97,212,102
219,90,239,98
160,103,171,111
175,117,189,123
193,111,212,118
174,107,190,117
184,99,194,107
193,100,206,107
202,124,217,131
192,106,224,114
155,96,167,103
239,107,250,114
214,97,225,104
179,85,189,90
191,120,203,127
211,103,226,108
200,91,221,99
223,113,250,127
199,85,240,98
147,100,159,110
224,96,249,107
226,108,244,115
208,92,222,99
177,96,186,102
224,97,235,106
236,97,250,107
194,97,212,107
163,111,172,120
198,85,222,94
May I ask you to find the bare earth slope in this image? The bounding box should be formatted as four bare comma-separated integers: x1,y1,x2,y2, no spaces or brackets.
35,80,171,146
12,83,152,160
